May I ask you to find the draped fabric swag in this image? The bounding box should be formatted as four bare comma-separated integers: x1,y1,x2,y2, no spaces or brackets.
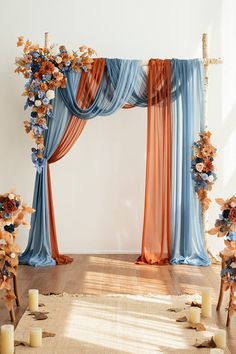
20,58,210,267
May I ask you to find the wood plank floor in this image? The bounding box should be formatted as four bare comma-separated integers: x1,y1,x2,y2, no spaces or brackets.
0,254,235,352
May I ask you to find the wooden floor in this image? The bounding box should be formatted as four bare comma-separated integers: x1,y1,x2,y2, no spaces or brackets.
0,254,235,352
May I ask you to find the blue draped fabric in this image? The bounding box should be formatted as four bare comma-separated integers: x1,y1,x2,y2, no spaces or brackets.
19,73,81,266
170,59,210,266
59,59,148,117
20,58,210,267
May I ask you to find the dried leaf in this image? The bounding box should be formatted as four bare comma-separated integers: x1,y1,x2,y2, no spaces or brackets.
176,316,187,322
28,311,49,320
188,322,206,331
42,292,61,296
183,289,196,295
42,331,56,338
208,228,218,235
167,307,182,313
185,301,201,308
39,303,45,307
215,198,225,206
194,337,216,348
14,340,28,347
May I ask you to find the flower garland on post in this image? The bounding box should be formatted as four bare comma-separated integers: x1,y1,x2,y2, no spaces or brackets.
191,131,217,211
15,36,96,172
0,189,34,311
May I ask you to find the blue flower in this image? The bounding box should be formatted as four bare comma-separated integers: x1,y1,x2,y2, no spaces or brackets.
4,213,11,219
82,66,88,72
42,97,49,105
31,51,40,59
65,60,71,66
196,157,203,163
31,63,40,74
31,111,37,118
37,91,45,99
4,224,15,233
202,173,209,181
42,74,52,81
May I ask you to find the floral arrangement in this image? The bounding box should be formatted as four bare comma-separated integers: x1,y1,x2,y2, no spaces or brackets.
15,36,96,172
191,131,217,211
0,189,34,310
208,195,236,318
208,195,236,238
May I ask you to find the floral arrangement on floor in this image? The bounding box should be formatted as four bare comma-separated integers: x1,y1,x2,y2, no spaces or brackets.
191,131,217,211
15,36,96,172
208,195,236,317
208,195,236,238
0,189,34,310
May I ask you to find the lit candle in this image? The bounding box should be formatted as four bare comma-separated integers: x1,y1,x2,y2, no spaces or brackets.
28,289,39,312
0,324,14,354
29,327,42,347
213,329,226,349
201,287,212,318
188,307,201,323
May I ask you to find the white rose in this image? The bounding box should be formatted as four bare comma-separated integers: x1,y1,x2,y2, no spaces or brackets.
35,100,42,107
50,48,57,56
10,252,16,259
208,175,214,182
8,193,15,200
0,239,6,245
46,90,55,100
53,67,59,73
55,56,62,63
230,202,236,208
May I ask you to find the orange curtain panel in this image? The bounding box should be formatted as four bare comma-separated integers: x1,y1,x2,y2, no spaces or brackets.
137,59,172,265
47,58,106,264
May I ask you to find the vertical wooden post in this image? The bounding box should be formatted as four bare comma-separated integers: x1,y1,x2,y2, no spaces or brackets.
202,33,209,250
202,33,209,130
44,32,50,49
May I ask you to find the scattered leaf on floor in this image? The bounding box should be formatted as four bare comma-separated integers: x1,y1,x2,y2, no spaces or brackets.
176,316,187,322
28,311,49,320
39,303,45,307
167,307,182,313
42,331,56,338
183,289,196,295
187,323,206,331
42,292,61,296
185,301,201,308
14,340,28,347
194,337,216,348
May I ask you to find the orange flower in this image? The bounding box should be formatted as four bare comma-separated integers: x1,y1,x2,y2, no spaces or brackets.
39,61,55,74
37,118,46,126
37,105,47,115
204,159,213,172
39,82,48,91
61,53,70,62
48,81,56,89
229,208,236,223
54,72,63,81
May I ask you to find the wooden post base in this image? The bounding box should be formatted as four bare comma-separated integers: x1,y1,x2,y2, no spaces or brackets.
216,253,235,327
8,273,20,322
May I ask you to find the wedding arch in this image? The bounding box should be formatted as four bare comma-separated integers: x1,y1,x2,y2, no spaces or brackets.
15,33,222,266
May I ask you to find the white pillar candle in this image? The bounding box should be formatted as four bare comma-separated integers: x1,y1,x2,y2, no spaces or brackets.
28,289,39,312
29,327,42,347
0,324,14,354
213,329,226,349
201,287,212,317
189,307,201,323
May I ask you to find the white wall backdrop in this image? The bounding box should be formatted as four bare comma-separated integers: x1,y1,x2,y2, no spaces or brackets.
0,0,235,254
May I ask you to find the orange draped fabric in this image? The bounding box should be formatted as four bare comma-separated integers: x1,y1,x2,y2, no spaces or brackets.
137,59,172,265
47,58,106,264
